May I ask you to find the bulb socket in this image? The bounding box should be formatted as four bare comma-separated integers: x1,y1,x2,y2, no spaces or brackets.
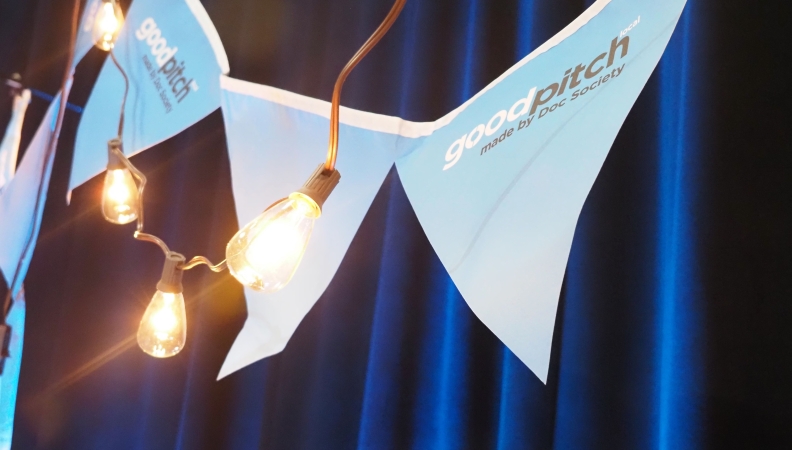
157,252,185,294
106,138,125,170
296,164,341,210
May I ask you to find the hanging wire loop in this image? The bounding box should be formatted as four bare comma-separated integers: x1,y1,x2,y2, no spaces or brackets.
325,0,407,172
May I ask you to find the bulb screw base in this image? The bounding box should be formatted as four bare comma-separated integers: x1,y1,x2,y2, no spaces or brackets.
157,252,186,294
296,164,341,210
107,138,125,170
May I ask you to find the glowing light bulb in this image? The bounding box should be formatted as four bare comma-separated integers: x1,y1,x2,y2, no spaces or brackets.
93,0,124,51
137,252,187,358
226,193,321,293
102,168,139,224
137,290,187,358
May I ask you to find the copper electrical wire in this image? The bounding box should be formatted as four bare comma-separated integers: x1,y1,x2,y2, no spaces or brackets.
325,0,407,172
181,256,228,272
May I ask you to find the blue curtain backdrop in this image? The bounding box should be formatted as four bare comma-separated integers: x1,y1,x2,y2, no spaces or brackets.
0,0,790,448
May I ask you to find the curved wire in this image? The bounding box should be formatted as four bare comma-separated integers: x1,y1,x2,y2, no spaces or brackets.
107,30,181,260
109,49,128,139
180,256,227,272
133,232,170,255
109,145,226,268
325,0,407,171
108,145,171,256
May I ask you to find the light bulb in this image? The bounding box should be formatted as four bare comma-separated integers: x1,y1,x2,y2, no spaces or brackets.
137,252,187,358
137,290,186,358
226,193,321,293
102,168,139,224
226,164,340,293
93,0,124,51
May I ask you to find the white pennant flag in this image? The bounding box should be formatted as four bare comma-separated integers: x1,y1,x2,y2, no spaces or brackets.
396,0,686,382
0,95,60,290
219,0,687,383
0,90,31,190
68,0,229,193
217,76,431,378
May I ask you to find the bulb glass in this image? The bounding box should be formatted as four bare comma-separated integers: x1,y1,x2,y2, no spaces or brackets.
137,291,187,358
226,193,320,293
93,1,124,51
102,168,139,224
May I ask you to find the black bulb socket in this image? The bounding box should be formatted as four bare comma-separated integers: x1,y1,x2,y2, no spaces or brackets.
296,164,341,211
157,252,185,294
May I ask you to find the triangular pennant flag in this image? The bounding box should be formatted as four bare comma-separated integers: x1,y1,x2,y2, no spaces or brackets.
68,0,229,193
396,0,687,382
0,94,60,289
0,90,31,189
217,76,431,379
218,0,687,382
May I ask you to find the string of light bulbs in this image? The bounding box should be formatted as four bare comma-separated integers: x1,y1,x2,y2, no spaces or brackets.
93,0,407,358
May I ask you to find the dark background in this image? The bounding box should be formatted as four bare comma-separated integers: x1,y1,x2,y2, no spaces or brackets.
1,0,791,448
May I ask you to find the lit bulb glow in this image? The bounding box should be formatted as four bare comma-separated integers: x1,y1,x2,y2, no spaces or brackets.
93,1,123,51
226,193,321,293
102,168,139,224
137,291,187,358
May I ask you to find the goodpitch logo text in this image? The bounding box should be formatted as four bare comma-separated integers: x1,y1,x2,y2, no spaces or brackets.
443,18,639,171
136,18,199,113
